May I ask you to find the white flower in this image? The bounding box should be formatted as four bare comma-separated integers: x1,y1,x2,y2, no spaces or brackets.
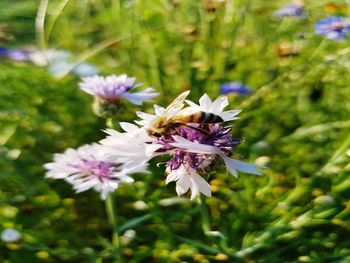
100,123,161,167
186,94,241,122
133,91,265,199
44,143,143,199
1,228,21,242
97,91,265,200
79,74,159,105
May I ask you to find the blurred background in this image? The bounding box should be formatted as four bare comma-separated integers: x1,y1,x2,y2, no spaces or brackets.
1,0,350,262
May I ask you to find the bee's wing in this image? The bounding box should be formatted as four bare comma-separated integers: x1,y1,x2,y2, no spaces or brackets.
165,90,190,113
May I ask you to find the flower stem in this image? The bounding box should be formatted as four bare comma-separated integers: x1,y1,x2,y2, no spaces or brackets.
198,195,232,255
198,195,211,235
105,194,124,263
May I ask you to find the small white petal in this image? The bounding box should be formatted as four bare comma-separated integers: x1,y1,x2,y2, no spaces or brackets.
210,96,228,112
166,171,181,184
120,122,140,133
170,136,221,154
185,100,200,109
199,94,213,111
176,176,191,196
221,156,265,177
190,173,211,199
136,111,155,121
154,105,166,115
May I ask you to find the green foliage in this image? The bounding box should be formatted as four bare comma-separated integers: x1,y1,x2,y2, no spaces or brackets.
1,0,350,262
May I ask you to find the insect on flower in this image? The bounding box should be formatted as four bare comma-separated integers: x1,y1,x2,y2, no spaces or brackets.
133,91,265,199
144,91,224,138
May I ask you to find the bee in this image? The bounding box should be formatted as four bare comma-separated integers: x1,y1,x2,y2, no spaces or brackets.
147,91,224,137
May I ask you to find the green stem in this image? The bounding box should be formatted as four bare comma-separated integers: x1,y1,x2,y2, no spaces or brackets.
198,195,211,235
105,194,124,263
198,195,231,254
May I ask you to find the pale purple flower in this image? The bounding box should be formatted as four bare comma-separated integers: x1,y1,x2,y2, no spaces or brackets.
220,82,252,95
79,74,159,105
315,16,350,40
1,49,30,61
44,143,146,199
275,4,305,18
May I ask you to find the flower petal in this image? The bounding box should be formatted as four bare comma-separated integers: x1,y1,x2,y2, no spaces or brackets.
221,156,265,177
170,136,221,154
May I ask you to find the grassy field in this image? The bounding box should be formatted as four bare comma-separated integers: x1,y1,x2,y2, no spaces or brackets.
1,0,350,262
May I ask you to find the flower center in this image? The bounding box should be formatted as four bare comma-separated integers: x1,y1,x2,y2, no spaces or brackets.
331,22,345,31
158,124,240,171
72,158,116,179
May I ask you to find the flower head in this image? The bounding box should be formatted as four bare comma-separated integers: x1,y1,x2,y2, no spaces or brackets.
44,143,145,199
275,4,305,18
79,74,159,105
315,16,350,40
162,125,263,199
220,82,252,96
103,92,265,199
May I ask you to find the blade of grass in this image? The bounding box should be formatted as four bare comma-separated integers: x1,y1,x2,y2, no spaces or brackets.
35,0,49,49
45,0,71,44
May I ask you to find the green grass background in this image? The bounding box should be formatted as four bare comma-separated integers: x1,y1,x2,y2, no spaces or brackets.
1,0,350,262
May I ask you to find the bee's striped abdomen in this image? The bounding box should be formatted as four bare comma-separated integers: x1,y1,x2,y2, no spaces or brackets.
197,111,224,123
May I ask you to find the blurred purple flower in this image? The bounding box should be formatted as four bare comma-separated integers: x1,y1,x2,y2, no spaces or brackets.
0,47,8,56
0,48,30,61
44,143,144,199
7,49,30,61
275,4,305,18
315,16,350,40
79,74,159,105
220,82,252,96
